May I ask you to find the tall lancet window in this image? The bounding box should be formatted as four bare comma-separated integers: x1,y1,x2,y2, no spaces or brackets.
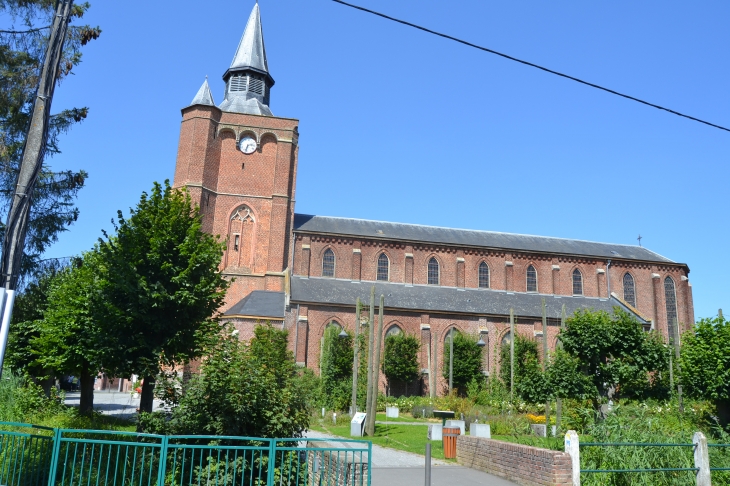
572,269,583,295
377,253,389,281
228,205,255,269
478,262,490,288
322,249,335,278
623,273,636,308
428,258,440,285
526,265,538,292
664,277,678,342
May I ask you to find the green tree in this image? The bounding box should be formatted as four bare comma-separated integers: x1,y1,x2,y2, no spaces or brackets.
0,2,100,279
559,308,669,407
545,349,595,401
320,325,353,411
33,251,114,414
681,315,730,427
6,265,60,377
499,334,547,402
443,332,483,395
382,333,419,394
140,324,309,439
97,181,228,414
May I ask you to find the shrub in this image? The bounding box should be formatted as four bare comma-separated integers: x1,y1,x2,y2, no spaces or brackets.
139,324,309,438
443,332,483,395
320,326,354,411
382,333,420,392
681,315,730,427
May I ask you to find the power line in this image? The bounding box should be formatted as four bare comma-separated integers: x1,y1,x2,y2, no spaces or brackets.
331,0,730,133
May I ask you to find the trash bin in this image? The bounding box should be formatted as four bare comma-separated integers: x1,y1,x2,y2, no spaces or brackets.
443,427,459,459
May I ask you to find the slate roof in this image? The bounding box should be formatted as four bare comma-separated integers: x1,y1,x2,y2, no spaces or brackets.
228,3,270,78
224,290,285,319
290,276,648,323
188,78,215,107
293,214,676,264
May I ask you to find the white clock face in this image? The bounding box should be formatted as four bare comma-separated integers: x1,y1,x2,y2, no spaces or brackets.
239,136,257,154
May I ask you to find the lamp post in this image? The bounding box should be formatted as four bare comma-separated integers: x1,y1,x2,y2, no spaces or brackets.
448,329,454,394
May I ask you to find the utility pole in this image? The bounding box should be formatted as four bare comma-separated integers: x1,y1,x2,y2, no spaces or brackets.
0,0,74,373
556,304,566,432
448,329,454,394
351,298,361,414
673,318,683,413
365,287,375,435
542,299,550,434
509,308,514,403
366,295,384,436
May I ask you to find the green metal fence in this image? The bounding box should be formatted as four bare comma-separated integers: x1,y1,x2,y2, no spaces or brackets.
0,423,371,486
0,421,56,486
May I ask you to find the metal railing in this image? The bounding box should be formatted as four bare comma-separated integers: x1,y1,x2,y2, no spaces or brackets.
564,430,730,486
0,422,372,486
579,442,698,476
0,421,56,486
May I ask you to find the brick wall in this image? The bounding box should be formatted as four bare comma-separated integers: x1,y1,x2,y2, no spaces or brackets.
457,436,572,486
292,233,693,342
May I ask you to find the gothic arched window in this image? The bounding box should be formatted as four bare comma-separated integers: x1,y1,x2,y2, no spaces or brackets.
501,331,512,347
385,325,402,338
428,257,440,285
526,265,537,292
478,262,490,288
623,273,636,307
377,253,389,281
664,276,678,341
572,268,583,295
322,249,335,277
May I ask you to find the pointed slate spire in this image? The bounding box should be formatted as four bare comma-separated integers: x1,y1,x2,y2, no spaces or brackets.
229,3,269,77
220,3,275,116
189,77,215,107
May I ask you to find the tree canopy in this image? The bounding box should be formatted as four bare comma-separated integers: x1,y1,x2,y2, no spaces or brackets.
96,181,229,413
382,332,420,389
443,331,483,395
0,1,100,281
559,308,668,403
681,315,730,426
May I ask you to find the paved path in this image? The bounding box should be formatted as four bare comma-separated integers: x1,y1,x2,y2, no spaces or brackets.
304,430,516,485
64,391,164,420
72,393,517,485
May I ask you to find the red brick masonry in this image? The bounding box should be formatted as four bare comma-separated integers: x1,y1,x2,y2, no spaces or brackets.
457,436,572,486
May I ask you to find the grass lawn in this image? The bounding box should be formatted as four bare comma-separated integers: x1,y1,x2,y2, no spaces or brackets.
309,420,454,461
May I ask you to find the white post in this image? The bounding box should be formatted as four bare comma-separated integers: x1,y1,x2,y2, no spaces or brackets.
693,431,711,486
564,430,580,486
0,289,15,374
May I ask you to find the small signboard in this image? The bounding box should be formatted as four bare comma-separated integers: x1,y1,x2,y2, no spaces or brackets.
350,412,367,437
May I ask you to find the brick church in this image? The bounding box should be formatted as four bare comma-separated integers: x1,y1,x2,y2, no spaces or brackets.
172,4,694,395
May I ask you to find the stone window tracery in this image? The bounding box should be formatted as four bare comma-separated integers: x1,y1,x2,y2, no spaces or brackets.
664,276,678,341
623,273,636,307
227,204,256,269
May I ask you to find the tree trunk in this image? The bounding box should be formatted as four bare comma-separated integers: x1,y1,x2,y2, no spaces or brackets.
79,365,94,415
139,375,156,415
716,399,730,428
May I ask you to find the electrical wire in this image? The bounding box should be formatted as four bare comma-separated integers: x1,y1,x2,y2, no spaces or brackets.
331,0,730,133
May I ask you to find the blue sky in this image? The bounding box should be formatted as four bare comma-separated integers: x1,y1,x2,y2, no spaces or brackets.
44,1,729,320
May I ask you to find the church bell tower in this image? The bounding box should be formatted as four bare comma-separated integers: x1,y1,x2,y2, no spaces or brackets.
173,3,299,311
